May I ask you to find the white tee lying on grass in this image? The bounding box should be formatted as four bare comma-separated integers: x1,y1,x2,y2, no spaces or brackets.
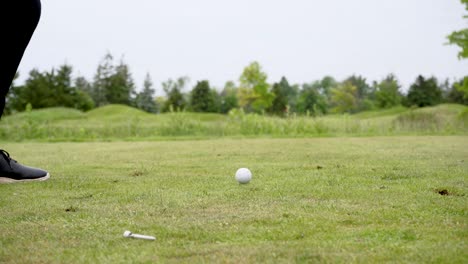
123,231,156,241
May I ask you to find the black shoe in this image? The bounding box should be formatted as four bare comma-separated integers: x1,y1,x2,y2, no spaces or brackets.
0,149,50,183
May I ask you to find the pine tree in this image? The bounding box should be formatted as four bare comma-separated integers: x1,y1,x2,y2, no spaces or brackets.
106,58,135,105
135,73,157,113
91,53,136,107
92,53,113,106
406,75,442,107
190,80,219,112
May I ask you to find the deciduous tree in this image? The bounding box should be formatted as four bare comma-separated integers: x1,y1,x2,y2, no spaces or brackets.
162,77,188,112
238,62,275,113
330,82,359,113
220,81,238,114
447,0,468,99
375,74,403,108
297,82,328,115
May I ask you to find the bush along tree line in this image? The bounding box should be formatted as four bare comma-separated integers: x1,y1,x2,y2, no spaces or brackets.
5,56,467,116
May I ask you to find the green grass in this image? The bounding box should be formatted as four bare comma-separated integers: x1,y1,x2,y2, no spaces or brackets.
6,107,86,123
1,104,467,141
0,137,466,263
353,105,409,118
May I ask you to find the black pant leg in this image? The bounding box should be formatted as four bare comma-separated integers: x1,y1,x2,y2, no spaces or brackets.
0,0,41,117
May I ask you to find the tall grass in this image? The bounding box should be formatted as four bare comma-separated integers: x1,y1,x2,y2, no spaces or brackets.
0,104,467,141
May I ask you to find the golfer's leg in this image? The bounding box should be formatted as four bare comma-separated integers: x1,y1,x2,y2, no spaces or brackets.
0,1,48,184
0,0,42,118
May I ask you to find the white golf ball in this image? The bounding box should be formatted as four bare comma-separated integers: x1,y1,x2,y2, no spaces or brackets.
235,168,252,184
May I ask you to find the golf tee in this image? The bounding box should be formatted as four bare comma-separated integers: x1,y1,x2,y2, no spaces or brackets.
132,233,156,240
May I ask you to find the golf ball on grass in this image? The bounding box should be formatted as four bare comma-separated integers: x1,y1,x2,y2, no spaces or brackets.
235,168,252,184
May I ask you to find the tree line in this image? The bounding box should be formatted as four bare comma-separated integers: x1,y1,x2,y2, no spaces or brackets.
6,0,468,116
6,55,467,116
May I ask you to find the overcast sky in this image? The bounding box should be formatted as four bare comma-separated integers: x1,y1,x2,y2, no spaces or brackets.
18,0,468,94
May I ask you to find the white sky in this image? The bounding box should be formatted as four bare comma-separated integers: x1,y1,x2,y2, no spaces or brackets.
18,0,468,94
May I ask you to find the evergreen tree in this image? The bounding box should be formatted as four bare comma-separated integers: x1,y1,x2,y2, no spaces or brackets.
91,53,113,106
269,82,288,115
135,73,158,113
269,77,297,115
8,65,94,112
10,69,50,110
190,80,218,112
91,53,135,106
406,75,442,107
107,58,135,105
52,64,75,107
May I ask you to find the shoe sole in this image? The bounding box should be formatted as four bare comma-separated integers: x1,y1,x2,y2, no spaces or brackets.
0,173,50,184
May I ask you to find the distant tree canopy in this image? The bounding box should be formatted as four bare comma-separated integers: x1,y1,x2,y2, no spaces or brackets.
6,51,466,116
344,75,374,111
8,64,94,112
447,0,468,99
406,76,442,107
135,73,158,113
92,53,135,107
190,80,219,113
330,82,359,114
219,81,238,114
375,74,403,108
447,78,468,105
269,77,293,116
162,77,188,112
297,82,328,115
447,0,468,60
238,62,275,113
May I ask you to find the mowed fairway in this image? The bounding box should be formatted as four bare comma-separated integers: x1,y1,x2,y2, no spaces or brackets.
0,137,467,263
